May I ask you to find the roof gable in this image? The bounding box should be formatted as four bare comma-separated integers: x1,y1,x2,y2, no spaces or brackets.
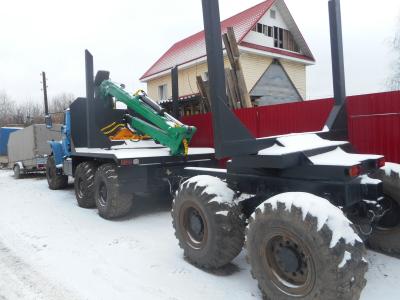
140,0,313,81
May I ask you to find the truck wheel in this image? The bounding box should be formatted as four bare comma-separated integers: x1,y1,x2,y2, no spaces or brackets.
13,164,23,179
368,166,400,255
94,163,133,219
46,156,68,190
246,193,367,300
172,175,245,269
74,161,98,208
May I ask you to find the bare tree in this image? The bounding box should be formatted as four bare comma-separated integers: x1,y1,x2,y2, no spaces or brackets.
23,101,44,125
0,92,16,126
0,92,75,127
48,93,74,124
50,93,75,113
389,18,400,90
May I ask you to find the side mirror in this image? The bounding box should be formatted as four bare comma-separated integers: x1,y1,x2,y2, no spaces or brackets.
45,115,53,129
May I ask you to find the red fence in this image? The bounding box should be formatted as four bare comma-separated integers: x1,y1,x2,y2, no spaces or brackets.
182,91,400,163
348,91,400,163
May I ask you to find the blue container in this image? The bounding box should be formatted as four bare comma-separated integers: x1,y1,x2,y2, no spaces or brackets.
0,127,22,155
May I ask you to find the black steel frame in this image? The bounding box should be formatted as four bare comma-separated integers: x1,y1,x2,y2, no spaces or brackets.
198,0,383,211
201,0,348,159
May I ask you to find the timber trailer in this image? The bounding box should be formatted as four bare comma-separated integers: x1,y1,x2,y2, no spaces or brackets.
169,0,400,299
42,0,400,298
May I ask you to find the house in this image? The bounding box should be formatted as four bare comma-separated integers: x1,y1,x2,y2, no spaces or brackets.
140,0,315,110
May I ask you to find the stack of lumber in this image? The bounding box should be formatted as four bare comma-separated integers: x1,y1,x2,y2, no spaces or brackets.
197,27,252,112
223,27,252,109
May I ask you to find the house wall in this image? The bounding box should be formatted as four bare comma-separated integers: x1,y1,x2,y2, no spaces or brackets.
259,4,288,29
147,57,230,101
280,60,306,99
146,53,306,101
239,52,306,99
243,4,289,50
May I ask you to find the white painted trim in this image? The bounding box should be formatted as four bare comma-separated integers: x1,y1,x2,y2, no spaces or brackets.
238,46,315,66
141,54,215,82
141,51,230,82
142,46,314,82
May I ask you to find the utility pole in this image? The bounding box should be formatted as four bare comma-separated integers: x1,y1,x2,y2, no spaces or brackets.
41,71,49,116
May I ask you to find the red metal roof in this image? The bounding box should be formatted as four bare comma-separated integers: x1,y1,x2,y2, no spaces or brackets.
140,0,313,81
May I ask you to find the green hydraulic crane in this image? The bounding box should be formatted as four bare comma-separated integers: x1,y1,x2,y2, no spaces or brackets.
98,80,196,156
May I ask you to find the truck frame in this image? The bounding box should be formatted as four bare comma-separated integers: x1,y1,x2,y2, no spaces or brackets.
46,52,216,219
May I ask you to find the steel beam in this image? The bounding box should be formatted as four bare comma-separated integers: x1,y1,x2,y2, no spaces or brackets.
85,50,95,148
325,0,348,136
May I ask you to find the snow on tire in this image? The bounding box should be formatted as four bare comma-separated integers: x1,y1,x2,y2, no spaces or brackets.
246,192,367,300
172,175,245,269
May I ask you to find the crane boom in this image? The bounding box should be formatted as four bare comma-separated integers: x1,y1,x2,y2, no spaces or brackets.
98,79,196,156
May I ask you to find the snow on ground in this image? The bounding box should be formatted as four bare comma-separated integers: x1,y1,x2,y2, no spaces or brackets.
0,170,399,300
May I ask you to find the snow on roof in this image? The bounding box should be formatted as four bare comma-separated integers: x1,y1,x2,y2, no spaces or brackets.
140,0,314,81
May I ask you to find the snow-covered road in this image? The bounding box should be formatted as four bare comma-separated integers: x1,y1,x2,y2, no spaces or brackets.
0,170,399,300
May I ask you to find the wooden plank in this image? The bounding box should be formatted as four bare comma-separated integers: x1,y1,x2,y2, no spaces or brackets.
225,69,237,109
196,75,211,113
227,27,240,59
223,34,235,69
226,27,252,108
230,69,241,109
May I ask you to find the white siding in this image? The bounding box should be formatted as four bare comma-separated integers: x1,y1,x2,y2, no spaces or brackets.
259,4,288,29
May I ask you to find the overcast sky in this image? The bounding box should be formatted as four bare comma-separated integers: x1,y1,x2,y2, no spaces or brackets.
0,0,399,106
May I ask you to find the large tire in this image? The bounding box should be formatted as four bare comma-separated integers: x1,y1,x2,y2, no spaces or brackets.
368,165,400,255
74,161,98,208
94,163,133,219
13,164,23,179
46,156,68,190
246,193,367,300
172,175,245,269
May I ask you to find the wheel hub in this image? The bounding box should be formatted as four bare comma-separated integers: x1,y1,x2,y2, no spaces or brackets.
276,244,300,273
99,182,108,206
377,196,400,229
77,178,85,197
180,202,208,250
188,209,204,241
271,238,308,284
264,231,314,296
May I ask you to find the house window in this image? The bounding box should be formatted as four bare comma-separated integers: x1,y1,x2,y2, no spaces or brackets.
270,10,276,19
274,26,279,47
273,27,284,49
257,23,263,33
158,84,167,100
262,25,268,35
267,26,273,37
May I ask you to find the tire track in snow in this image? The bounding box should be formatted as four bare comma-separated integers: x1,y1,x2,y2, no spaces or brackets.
0,240,79,300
